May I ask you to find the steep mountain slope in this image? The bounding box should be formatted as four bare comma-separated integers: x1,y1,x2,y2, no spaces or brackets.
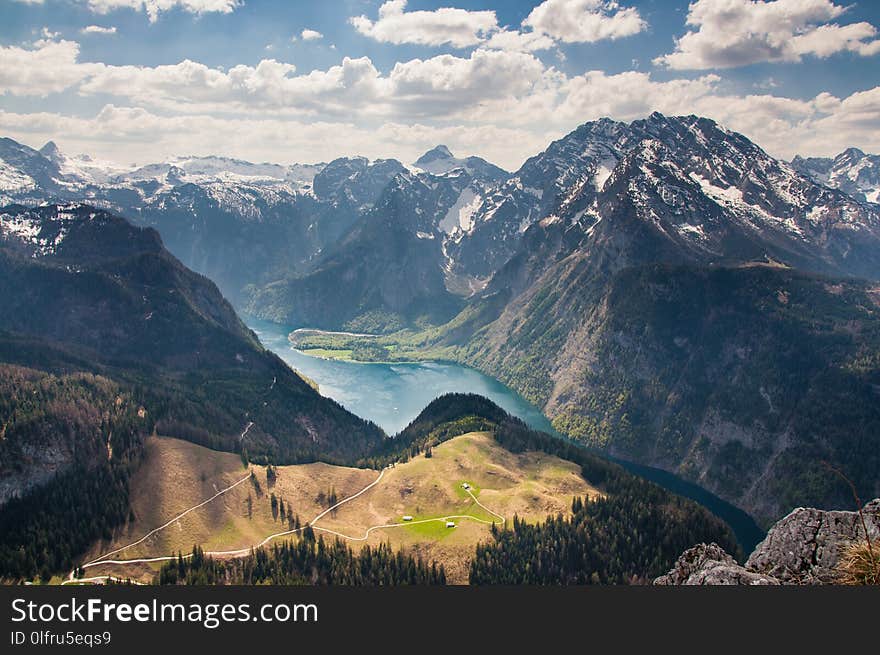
244,168,495,331
0,138,66,199
477,260,880,521
446,118,632,281
450,114,880,286
312,156,406,207
793,148,880,205
452,120,880,523
0,365,141,506
0,203,384,463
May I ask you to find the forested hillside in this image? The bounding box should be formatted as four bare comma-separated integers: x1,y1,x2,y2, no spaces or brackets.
0,365,143,580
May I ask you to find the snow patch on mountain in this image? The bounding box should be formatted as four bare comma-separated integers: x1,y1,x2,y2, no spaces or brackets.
0,212,41,241
792,148,880,206
440,187,482,234
413,145,508,183
0,204,98,256
0,162,36,194
593,159,616,191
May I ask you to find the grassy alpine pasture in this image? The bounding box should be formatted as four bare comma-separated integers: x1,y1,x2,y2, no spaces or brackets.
82,432,599,584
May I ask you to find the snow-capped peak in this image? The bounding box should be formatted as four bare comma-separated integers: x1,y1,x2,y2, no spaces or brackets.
38,141,63,165
412,145,508,182
792,147,880,205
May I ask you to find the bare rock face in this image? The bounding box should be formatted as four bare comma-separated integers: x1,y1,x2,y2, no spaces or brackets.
746,499,880,584
654,543,780,585
655,499,880,585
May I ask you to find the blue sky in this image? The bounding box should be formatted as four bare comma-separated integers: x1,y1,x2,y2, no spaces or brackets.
2,0,879,169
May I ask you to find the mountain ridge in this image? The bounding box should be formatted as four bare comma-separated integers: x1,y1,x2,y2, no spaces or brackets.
4,114,880,526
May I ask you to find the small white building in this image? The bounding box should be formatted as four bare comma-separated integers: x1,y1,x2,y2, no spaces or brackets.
402,515,413,521
446,521,456,528
462,483,471,490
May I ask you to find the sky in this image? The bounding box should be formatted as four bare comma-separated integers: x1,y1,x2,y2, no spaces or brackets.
1,0,879,170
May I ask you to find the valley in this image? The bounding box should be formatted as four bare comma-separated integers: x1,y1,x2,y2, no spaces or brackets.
4,0,880,598
2,110,878,585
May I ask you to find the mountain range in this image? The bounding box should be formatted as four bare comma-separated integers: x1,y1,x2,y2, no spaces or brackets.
2,114,880,527
0,206,737,583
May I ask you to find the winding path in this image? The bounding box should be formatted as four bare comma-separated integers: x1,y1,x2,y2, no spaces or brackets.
464,487,506,525
67,468,388,581
62,575,147,586
65,465,505,584
82,472,253,568
239,421,254,442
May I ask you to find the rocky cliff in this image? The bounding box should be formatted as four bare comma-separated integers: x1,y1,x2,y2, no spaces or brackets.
655,499,880,585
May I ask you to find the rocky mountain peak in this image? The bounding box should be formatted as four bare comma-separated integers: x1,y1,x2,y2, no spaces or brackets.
166,165,186,185
416,145,454,165
839,146,867,162
793,146,880,204
38,141,63,164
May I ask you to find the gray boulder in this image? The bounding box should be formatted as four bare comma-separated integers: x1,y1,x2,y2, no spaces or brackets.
654,543,779,585
746,499,880,584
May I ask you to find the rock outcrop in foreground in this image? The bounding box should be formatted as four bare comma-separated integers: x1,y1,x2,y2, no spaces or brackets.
655,499,880,585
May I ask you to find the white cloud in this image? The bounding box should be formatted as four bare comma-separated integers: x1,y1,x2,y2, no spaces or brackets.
0,104,552,171
484,29,556,52
81,25,118,35
0,38,100,96
351,0,498,48
3,32,880,169
11,42,548,121
300,29,323,41
656,0,880,70
387,49,548,117
87,0,241,23
523,0,646,43
350,0,643,50
553,70,723,124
